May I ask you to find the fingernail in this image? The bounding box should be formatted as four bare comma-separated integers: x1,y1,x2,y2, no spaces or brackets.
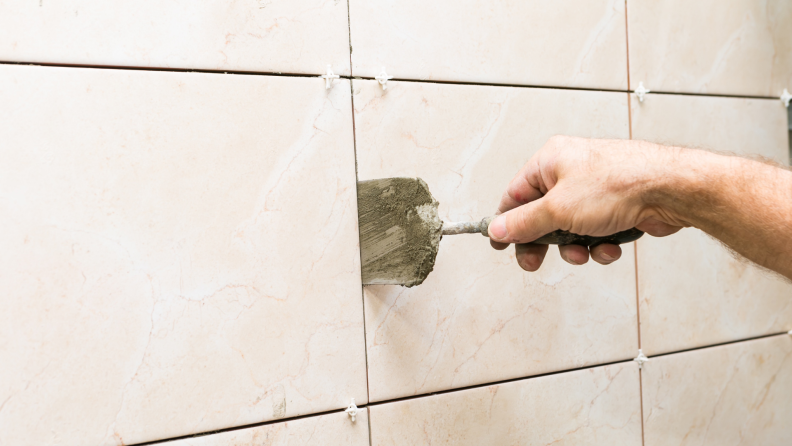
519,254,536,270
563,254,581,265
601,253,615,261
488,215,508,240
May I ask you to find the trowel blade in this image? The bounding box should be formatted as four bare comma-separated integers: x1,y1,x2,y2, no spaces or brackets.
357,177,442,287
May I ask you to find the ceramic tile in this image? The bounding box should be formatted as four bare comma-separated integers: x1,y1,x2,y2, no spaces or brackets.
0,0,351,75
631,94,792,356
166,411,369,446
369,361,642,446
0,65,365,446
642,335,792,445
354,79,636,401
628,0,792,97
349,0,628,89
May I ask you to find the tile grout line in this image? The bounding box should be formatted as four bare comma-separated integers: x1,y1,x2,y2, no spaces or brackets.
129,407,349,446
625,2,646,442
366,406,373,446
356,77,782,101
635,239,646,446
0,60,781,101
649,330,789,359
638,368,646,446
344,0,374,429
624,0,632,92
0,60,324,78
365,358,634,408
128,331,788,446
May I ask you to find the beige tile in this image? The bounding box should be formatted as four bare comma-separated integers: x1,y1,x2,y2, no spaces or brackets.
642,335,792,445
369,362,642,446
354,80,637,401
0,0,350,75
0,65,365,446
166,411,369,446
628,0,792,97
349,0,628,89
632,94,792,355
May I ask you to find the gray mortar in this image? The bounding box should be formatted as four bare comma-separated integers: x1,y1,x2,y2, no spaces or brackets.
358,177,442,287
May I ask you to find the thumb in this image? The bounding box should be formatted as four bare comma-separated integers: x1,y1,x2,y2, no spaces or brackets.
487,198,557,244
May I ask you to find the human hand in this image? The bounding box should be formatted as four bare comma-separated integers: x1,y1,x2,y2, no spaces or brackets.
487,136,687,271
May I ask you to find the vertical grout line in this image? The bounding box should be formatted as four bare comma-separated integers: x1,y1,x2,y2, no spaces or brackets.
345,0,372,412
629,96,647,446
627,95,634,141
633,242,640,346
635,237,646,446
624,0,632,92
351,80,372,407
625,1,646,439
628,93,639,348
638,368,646,446
366,406,373,446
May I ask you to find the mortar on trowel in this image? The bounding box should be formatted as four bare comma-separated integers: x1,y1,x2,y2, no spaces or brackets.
358,177,643,287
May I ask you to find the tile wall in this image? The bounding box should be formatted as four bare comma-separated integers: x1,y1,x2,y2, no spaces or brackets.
0,1,790,445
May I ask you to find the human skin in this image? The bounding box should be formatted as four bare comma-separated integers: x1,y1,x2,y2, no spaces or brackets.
487,135,792,280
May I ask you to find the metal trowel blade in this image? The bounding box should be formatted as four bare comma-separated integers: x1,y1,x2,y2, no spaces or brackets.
357,177,443,287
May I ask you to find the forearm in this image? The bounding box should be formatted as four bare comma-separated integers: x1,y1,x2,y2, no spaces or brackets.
649,147,792,278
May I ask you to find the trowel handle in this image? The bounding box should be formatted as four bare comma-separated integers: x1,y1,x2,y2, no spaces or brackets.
529,227,644,246
469,217,644,246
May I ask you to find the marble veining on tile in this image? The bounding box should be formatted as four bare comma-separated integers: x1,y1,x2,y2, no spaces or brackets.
628,0,792,96
0,0,351,75
166,411,369,446
642,335,792,445
349,0,628,89
354,79,637,401
632,93,792,356
369,362,642,446
0,65,365,446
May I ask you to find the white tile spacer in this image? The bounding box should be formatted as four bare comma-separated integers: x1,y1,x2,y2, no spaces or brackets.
634,82,650,103
345,398,359,422
781,88,791,108
321,65,339,90
633,349,649,369
375,67,393,90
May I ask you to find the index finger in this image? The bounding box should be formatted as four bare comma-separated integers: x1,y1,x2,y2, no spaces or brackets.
497,157,546,214
491,156,546,250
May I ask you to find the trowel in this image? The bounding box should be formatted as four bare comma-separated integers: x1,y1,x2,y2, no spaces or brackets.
358,177,643,287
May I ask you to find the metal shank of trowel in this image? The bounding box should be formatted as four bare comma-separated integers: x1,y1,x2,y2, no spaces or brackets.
441,217,644,247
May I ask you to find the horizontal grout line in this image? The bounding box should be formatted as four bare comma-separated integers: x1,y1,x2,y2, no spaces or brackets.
648,89,781,101
1,60,781,101
365,357,633,407
0,60,332,79
129,407,348,446
352,76,628,94
353,76,782,100
129,331,788,445
647,330,789,359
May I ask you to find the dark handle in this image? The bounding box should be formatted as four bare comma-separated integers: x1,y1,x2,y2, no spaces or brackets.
478,217,644,246
532,228,644,246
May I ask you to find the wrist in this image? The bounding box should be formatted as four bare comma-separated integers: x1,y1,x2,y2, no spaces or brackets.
638,144,725,229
